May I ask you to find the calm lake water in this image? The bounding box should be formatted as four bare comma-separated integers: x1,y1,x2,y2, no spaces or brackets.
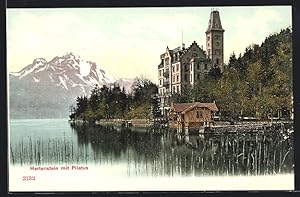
9,119,294,177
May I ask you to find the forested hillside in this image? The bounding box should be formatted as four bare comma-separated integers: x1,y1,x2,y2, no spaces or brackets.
71,27,292,122
178,27,292,120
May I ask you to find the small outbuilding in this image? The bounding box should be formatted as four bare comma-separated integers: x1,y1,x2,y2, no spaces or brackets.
169,102,218,132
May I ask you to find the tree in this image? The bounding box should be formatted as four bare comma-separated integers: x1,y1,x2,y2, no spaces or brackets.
208,64,222,80
89,85,101,112
150,94,161,119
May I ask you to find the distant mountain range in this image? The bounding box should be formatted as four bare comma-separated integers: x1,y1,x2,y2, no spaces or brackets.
9,53,134,119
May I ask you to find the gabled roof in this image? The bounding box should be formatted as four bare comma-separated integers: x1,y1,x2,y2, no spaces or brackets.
179,41,206,59
172,102,218,113
160,41,208,66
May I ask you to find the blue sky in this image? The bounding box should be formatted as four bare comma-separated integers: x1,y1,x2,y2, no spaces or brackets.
7,6,292,82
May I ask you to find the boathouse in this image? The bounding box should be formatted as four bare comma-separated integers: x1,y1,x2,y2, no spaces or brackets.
169,102,218,132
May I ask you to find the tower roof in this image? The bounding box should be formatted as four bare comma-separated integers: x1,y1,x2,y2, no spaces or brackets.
206,10,224,33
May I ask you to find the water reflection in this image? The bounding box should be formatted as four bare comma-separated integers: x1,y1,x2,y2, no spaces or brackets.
10,122,293,177
71,123,293,176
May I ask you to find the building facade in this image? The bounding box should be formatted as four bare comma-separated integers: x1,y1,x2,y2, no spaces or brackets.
157,9,225,117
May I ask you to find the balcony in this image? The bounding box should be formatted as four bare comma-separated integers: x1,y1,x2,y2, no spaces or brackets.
163,80,170,87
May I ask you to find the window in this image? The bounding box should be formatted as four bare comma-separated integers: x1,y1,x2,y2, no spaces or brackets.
196,111,200,118
176,64,179,71
216,58,220,65
185,64,188,72
165,57,169,65
165,68,169,74
159,79,162,86
205,64,208,70
159,70,162,76
197,64,200,70
197,73,200,80
172,66,175,72
184,74,188,82
176,74,179,82
176,85,179,93
173,86,175,93
173,75,175,82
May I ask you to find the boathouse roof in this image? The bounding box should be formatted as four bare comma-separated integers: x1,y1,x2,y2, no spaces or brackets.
172,102,218,113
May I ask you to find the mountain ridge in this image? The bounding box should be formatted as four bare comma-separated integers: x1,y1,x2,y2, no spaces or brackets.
9,53,134,119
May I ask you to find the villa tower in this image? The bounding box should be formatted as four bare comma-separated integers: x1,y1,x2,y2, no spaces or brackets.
205,9,225,72
157,9,225,118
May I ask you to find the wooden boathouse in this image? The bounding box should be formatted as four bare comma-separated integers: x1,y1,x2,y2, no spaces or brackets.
169,102,218,134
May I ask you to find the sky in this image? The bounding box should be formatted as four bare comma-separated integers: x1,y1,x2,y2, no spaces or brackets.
7,6,292,83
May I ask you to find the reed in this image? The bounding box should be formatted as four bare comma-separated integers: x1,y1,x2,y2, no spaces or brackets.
10,126,294,177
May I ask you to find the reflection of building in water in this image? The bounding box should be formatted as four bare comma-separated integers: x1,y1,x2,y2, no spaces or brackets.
169,102,218,133
157,9,225,117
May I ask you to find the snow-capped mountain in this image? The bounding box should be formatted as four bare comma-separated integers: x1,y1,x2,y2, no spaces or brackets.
9,53,134,119
11,52,116,95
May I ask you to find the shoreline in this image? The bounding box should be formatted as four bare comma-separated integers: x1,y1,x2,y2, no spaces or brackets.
69,118,293,134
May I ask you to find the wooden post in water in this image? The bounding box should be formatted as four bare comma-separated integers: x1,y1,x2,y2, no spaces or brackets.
279,143,282,173
242,137,245,166
255,134,258,175
273,149,276,174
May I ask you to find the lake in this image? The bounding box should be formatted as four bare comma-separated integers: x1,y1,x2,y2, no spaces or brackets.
9,119,294,177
